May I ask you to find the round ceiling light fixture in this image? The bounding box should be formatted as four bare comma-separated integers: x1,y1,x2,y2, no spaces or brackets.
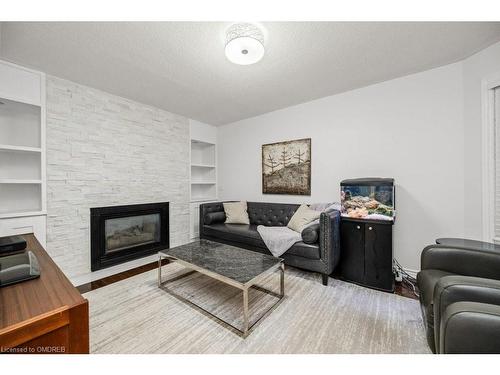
225,23,265,65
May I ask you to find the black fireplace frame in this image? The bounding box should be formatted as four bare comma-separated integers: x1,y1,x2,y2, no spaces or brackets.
90,202,169,271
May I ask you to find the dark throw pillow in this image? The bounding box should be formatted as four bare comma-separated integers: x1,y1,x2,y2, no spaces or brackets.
204,211,226,225
301,223,320,244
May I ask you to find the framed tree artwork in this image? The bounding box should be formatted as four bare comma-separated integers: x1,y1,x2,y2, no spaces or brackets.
262,138,311,195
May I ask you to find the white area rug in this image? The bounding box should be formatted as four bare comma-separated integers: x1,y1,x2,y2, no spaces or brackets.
84,264,430,354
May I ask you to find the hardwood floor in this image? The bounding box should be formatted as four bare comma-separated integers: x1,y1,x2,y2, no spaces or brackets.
76,259,170,294
394,282,419,300
77,260,418,300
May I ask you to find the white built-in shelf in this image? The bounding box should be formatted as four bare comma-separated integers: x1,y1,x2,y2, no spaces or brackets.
191,163,216,168
0,179,42,184
191,197,218,203
189,122,218,239
190,138,217,204
0,144,42,153
0,210,47,219
191,140,215,165
0,183,43,215
0,178,42,185
0,97,42,149
191,139,215,145
190,182,217,202
0,61,46,240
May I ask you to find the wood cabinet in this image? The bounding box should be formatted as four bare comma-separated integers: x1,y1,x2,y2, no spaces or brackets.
339,218,394,292
0,234,89,353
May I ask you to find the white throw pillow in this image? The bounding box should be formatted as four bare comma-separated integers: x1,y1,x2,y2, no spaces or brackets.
325,202,341,213
287,204,321,233
223,201,250,224
309,202,333,211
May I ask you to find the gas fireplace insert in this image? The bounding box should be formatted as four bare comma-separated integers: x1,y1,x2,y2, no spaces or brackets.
90,202,169,271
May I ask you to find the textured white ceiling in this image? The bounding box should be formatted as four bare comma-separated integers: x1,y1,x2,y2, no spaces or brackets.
1,22,500,125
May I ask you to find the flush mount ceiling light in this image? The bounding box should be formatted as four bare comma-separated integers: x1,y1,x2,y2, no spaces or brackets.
225,23,265,65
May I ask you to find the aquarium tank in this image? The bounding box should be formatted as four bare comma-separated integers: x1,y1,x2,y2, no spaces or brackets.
340,178,395,221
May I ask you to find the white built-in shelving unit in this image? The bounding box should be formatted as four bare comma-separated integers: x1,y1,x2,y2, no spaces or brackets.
189,120,217,239
0,60,47,245
190,140,217,201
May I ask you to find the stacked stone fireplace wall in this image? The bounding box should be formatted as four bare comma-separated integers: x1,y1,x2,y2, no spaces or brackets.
46,76,190,280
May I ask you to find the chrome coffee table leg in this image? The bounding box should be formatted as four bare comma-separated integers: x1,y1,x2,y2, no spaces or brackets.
157,252,284,338
157,253,162,287
243,288,249,337
280,263,285,297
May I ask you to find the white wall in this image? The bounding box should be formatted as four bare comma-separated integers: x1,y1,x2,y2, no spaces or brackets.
218,62,465,271
462,41,500,241
46,76,191,280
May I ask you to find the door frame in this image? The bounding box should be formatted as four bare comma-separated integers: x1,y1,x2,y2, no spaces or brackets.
481,75,500,242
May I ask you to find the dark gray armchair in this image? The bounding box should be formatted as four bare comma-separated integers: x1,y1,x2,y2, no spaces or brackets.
417,243,500,353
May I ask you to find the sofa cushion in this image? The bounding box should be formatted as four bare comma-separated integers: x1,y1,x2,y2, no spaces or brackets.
202,223,320,259
223,201,250,224
287,204,321,233
288,242,321,259
301,223,320,244
203,223,262,246
247,202,299,226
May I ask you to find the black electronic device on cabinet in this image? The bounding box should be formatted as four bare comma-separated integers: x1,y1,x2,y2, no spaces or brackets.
0,235,27,256
339,178,395,292
0,235,40,287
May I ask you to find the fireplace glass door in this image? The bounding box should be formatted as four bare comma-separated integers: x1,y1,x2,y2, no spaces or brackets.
104,213,161,254
91,202,169,271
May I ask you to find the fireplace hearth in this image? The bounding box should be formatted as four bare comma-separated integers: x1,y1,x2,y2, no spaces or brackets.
90,202,169,271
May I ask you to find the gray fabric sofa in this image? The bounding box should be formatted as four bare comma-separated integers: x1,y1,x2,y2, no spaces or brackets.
417,243,500,353
199,201,340,285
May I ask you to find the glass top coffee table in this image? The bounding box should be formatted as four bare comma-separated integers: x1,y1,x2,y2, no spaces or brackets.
158,239,285,338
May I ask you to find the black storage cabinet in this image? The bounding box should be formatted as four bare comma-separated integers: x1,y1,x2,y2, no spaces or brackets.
339,218,394,292
339,177,395,292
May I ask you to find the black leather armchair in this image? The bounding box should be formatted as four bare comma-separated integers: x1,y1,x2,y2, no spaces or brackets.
417,243,500,353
